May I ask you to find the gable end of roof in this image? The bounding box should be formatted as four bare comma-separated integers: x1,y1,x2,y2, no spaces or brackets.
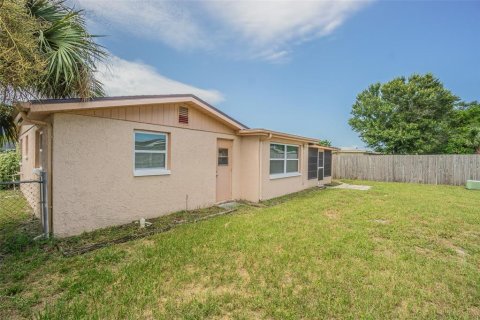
23,94,249,130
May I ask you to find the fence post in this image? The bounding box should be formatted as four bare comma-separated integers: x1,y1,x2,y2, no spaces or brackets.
39,170,50,238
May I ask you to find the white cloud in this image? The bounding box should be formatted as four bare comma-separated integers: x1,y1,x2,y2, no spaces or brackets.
204,1,369,49
258,50,290,64
75,0,210,50
97,55,224,104
76,0,371,62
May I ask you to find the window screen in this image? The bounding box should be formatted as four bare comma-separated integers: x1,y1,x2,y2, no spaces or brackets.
324,150,332,177
318,151,324,181
318,167,324,180
270,143,299,175
35,131,42,168
308,148,318,180
134,131,167,172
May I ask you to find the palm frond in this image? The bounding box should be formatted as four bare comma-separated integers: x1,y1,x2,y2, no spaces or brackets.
0,104,17,145
27,0,107,99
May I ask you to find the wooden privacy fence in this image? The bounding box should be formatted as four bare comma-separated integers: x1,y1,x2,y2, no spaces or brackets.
333,154,480,186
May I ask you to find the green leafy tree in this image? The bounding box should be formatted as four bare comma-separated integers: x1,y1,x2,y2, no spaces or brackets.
446,102,480,154
349,73,459,154
0,150,21,183
318,139,332,147
0,0,107,144
0,0,46,101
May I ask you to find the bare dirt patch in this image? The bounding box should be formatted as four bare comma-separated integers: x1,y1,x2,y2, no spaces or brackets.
324,209,340,219
182,283,237,299
237,267,251,283
438,238,468,258
374,246,396,259
415,246,435,257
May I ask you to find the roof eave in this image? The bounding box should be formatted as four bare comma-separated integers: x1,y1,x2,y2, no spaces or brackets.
238,129,318,144
23,94,248,131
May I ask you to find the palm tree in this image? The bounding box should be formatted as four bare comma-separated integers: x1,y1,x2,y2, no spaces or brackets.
0,0,107,144
0,105,16,146
28,0,106,99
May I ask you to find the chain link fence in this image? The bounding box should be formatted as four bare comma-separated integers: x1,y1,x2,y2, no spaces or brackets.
0,179,45,255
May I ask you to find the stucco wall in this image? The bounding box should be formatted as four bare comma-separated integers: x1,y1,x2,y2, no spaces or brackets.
239,136,260,202
51,113,241,237
19,125,37,180
48,108,333,236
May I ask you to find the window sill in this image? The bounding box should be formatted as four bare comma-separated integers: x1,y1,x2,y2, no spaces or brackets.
134,169,171,177
269,172,301,180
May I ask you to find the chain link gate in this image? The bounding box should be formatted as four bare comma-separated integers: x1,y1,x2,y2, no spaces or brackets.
0,170,49,242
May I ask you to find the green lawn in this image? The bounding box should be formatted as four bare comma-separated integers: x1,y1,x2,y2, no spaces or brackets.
1,181,479,319
0,189,32,228
0,189,42,254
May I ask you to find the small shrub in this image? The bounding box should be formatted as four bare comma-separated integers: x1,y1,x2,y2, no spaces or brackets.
0,150,20,182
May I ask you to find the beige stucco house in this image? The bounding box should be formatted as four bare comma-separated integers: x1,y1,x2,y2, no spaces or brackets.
17,95,334,237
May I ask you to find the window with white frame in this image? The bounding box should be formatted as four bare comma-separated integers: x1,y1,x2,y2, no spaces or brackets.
134,131,169,176
270,143,299,176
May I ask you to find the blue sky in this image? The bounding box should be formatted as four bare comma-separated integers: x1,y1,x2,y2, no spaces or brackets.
75,0,480,148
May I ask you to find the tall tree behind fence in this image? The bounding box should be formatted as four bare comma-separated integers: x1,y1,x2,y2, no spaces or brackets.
333,154,480,186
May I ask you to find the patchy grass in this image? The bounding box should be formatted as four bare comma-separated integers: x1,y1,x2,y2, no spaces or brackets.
1,181,480,319
0,189,42,255
260,186,324,207
0,189,34,233
57,205,229,255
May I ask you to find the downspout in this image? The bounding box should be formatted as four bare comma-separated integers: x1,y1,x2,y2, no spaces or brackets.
46,120,53,237
258,133,272,201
